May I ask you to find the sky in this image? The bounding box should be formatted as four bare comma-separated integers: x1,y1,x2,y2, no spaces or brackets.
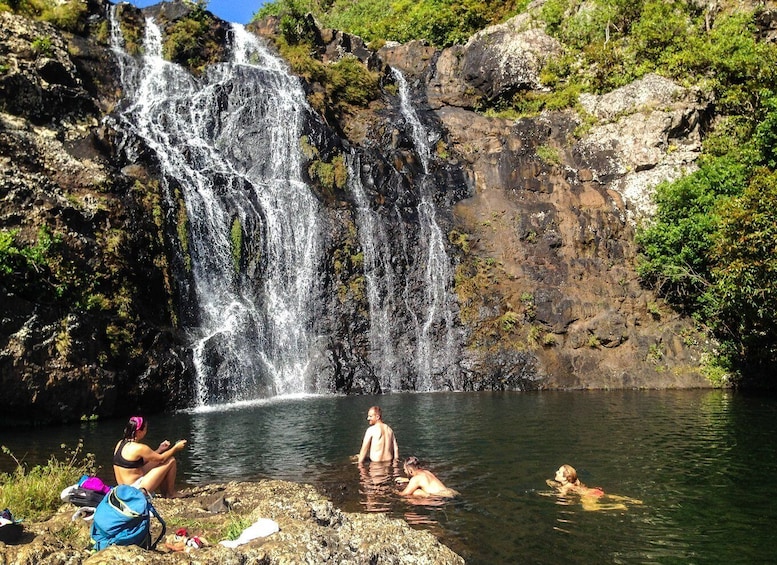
127,1,269,24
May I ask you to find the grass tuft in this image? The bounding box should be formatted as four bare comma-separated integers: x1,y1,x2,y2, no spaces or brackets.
0,441,97,521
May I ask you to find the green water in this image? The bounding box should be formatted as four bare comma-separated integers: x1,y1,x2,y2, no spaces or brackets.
2,390,775,563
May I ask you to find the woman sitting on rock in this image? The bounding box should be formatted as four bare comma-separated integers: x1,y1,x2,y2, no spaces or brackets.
113,416,187,498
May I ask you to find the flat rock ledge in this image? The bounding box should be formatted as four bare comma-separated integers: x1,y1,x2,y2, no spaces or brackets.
0,480,465,564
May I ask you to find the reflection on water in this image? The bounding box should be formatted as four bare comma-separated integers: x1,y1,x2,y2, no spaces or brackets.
2,390,777,564
357,461,398,513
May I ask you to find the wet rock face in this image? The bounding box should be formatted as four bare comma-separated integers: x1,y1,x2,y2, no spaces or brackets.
0,9,190,424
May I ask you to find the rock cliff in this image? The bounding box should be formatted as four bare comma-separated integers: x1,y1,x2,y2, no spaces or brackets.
0,1,712,424
0,5,190,425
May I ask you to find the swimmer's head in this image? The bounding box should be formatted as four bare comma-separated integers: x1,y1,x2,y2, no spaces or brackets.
367,406,382,423
404,456,421,475
556,464,578,485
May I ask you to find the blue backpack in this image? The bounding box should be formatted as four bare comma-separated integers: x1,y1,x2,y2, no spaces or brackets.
90,485,166,551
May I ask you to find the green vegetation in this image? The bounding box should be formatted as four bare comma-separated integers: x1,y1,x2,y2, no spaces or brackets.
221,513,253,540
30,35,52,55
0,443,96,522
114,5,145,55
476,1,777,117
256,1,776,120
257,0,528,48
536,144,561,166
175,191,192,271
301,136,349,196
637,88,777,384
1,182,172,364
448,230,471,253
257,2,381,116
162,1,223,74
453,253,547,351
499,310,520,333
0,226,61,288
230,217,243,272
4,0,88,33
308,154,347,193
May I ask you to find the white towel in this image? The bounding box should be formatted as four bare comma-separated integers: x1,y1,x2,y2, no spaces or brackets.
71,506,96,521
219,518,279,548
60,484,78,501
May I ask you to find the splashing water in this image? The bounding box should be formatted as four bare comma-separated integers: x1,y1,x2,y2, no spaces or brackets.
109,10,322,405
348,68,460,391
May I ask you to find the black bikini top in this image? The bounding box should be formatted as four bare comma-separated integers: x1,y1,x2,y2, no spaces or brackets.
113,439,145,469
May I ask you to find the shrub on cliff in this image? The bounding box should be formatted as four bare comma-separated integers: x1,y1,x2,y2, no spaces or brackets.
161,1,227,74
0,226,64,298
637,93,777,384
711,169,777,376
256,0,528,47
532,1,777,110
259,0,380,117
2,0,88,33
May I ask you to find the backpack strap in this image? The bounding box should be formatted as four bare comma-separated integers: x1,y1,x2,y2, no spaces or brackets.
147,503,166,550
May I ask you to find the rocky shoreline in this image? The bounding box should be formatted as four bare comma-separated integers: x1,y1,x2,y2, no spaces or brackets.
0,479,464,564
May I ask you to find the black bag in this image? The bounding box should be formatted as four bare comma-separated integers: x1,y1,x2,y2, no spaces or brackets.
0,508,23,544
68,487,107,507
0,523,22,544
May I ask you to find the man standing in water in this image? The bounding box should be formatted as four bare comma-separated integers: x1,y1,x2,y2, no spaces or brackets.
358,406,399,465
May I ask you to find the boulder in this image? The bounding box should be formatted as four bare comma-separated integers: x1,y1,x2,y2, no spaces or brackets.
576,74,709,218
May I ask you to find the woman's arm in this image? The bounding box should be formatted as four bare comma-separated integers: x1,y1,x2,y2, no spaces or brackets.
137,440,186,464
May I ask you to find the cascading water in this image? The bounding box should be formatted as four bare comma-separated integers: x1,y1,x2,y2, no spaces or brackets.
392,68,460,390
108,10,322,406
348,155,403,391
350,69,460,391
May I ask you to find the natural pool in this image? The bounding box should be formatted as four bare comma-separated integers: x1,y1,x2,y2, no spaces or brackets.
2,390,775,563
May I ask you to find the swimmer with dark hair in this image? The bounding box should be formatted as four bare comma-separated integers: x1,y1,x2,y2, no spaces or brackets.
396,456,459,498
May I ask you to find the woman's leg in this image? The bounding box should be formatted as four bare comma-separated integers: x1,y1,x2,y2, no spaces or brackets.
139,457,178,497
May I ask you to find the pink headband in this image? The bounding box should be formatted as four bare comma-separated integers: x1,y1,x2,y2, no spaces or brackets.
130,416,144,431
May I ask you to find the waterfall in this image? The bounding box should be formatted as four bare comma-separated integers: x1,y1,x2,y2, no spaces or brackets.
108,10,322,405
348,155,403,391
349,69,459,391
392,68,459,390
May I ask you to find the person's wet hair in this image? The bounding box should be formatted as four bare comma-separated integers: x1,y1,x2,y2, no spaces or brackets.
561,464,579,484
404,456,421,469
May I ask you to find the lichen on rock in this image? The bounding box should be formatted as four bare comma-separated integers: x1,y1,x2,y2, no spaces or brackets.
0,480,465,564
